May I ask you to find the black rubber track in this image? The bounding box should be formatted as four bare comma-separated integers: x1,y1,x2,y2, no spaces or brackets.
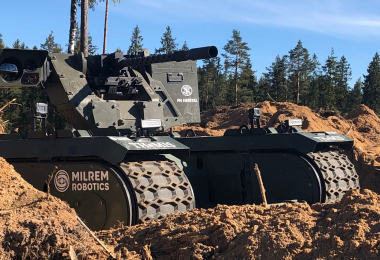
120,161,195,224
308,150,360,203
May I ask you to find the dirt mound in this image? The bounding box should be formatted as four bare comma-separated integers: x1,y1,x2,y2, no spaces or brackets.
96,189,380,259
175,101,380,195
0,157,112,259
1,101,380,259
174,102,348,136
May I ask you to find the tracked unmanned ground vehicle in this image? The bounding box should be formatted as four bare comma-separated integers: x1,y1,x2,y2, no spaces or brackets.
0,47,359,230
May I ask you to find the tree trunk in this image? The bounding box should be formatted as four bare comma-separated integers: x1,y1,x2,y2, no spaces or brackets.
212,78,216,108
205,90,208,111
297,70,300,104
234,50,239,106
80,0,88,57
103,0,109,54
68,0,77,54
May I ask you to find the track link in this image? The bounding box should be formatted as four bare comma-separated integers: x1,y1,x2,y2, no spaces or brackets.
120,160,195,224
308,150,359,203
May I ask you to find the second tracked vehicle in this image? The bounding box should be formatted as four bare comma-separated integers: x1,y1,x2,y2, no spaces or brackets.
0,46,359,230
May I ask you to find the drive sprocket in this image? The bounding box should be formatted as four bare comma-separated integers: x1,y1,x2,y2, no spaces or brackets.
308,150,359,203
120,160,195,223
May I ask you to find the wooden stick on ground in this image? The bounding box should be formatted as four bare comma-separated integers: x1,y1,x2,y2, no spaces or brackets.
45,166,58,198
345,124,353,136
254,163,267,207
69,246,78,260
76,216,116,259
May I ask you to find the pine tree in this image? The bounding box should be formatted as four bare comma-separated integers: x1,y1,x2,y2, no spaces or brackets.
198,66,211,111
68,0,77,54
20,42,29,50
40,31,62,53
0,33,5,49
127,25,143,55
264,55,288,102
76,0,98,10
335,56,352,112
222,29,251,106
363,52,380,113
80,0,89,57
181,41,189,51
198,57,226,110
288,40,315,104
102,0,121,54
304,53,321,109
255,76,271,102
12,39,21,49
238,58,256,103
155,26,178,54
73,24,98,55
347,78,363,112
321,48,338,109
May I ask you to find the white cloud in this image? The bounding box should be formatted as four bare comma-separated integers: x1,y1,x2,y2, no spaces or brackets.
114,0,380,38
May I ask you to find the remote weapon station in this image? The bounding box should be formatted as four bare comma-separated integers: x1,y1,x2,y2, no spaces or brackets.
0,47,359,230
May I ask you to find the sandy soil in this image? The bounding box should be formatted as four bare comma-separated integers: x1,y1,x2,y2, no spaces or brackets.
0,158,110,259
97,189,380,259
1,101,380,259
174,102,380,194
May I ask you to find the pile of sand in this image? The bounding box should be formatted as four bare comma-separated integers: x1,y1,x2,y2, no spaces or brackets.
1,101,380,259
175,102,380,194
97,189,380,259
96,102,380,259
0,157,110,259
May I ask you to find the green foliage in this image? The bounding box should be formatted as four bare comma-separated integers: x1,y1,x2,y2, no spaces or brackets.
304,54,321,109
264,55,288,102
336,56,352,112
321,48,338,109
196,37,361,116
40,31,62,53
155,26,178,54
12,39,28,49
0,33,5,49
255,76,271,102
222,29,251,106
198,57,227,111
77,0,99,10
73,24,98,55
78,0,121,10
238,58,256,103
0,26,375,133
12,39,21,49
363,52,380,114
288,40,316,105
127,25,144,55
181,41,189,51
347,78,363,112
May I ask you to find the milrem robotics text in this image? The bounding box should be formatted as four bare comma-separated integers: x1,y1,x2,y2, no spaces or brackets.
71,171,110,191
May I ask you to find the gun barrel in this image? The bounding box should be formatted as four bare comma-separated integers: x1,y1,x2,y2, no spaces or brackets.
119,46,218,67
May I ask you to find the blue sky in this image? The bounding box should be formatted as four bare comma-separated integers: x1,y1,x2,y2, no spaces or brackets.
1,0,380,87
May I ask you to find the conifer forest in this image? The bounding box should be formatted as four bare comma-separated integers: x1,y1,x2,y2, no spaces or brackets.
0,4,379,133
